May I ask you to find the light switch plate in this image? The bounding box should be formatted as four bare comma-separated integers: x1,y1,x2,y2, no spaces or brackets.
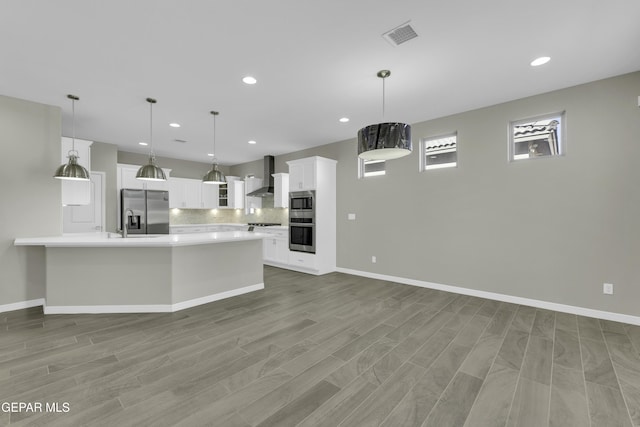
348,213,356,220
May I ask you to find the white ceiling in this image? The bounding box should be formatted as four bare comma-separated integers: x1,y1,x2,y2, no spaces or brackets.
2,0,639,166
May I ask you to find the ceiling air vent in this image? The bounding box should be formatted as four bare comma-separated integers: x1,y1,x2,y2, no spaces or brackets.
382,21,418,46
173,139,187,144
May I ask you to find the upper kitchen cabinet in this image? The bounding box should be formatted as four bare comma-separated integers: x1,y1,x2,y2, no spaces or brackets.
245,176,262,212
61,137,92,206
117,164,171,191
168,177,202,209
273,173,289,208
288,158,316,191
201,184,219,209
226,177,245,209
287,156,337,192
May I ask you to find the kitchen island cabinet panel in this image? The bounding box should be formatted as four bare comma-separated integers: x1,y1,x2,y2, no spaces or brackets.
15,232,264,314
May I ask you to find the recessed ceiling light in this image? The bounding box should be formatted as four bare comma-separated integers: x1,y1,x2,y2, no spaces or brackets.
169,123,181,128
339,117,350,123
138,142,148,146
207,153,214,157
530,56,551,67
248,140,257,145
242,76,257,85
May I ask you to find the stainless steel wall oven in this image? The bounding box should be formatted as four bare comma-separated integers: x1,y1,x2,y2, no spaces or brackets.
289,191,315,253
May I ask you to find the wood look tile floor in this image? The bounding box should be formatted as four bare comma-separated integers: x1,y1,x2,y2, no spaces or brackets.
2,266,640,426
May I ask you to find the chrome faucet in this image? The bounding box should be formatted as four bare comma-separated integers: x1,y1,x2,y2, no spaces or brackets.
123,209,135,238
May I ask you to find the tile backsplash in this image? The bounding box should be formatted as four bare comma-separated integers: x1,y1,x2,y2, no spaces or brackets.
170,207,288,226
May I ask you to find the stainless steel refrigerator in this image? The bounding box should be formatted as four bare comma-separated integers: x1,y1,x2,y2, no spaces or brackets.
120,189,170,235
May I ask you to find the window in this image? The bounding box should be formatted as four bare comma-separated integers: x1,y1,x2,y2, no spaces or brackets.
358,158,386,178
510,112,565,161
421,133,457,171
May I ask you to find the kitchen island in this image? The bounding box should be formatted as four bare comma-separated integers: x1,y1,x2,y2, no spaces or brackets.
14,231,265,314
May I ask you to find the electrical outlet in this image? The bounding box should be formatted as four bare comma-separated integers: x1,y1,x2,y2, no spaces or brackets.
371,256,377,263
603,283,614,295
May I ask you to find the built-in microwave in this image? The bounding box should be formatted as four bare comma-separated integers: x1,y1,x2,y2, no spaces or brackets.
289,190,315,211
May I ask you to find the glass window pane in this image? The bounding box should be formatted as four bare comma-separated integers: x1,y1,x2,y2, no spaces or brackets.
359,158,386,178
422,134,457,171
510,113,564,161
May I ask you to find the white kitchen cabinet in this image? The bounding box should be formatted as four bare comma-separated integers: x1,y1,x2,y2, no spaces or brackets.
169,179,218,209
169,177,202,208
119,165,144,190
245,176,262,212
201,184,219,209
117,164,171,191
261,229,289,265
288,251,317,270
61,137,92,206
286,156,337,275
288,158,316,191
273,173,289,208
226,178,245,209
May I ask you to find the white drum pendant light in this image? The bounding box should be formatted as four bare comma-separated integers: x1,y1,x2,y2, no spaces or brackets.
357,70,412,160
136,97,166,181
202,111,226,184
54,94,90,180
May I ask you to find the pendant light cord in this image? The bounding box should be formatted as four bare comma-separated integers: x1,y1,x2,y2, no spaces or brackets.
213,112,216,158
376,70,390,122
211,111,219,161
382,76,386,119
71,97,76,153
145,98,157,159
149,99,154,157
67,94,79,156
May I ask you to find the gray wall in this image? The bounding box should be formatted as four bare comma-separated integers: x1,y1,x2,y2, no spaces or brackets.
0,95,61,306
233,71,640,318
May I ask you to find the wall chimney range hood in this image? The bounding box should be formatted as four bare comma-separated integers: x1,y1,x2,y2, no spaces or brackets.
246,155,275,197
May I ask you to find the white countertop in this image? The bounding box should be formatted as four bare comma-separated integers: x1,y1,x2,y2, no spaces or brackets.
14,231,267,248
170,223,288,230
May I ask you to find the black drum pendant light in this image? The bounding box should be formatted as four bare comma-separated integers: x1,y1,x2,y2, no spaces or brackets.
136,97,166,181
202,111,226,184
357,70,412,160
54,94,90,180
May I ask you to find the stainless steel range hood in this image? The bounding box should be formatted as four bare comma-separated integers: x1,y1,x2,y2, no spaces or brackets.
246,155,275,197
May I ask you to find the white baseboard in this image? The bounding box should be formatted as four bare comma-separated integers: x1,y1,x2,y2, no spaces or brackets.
172,283,264,312
43,283,264,315
0,298,45,314
44,304,171,314
336,267,640,326
264,261,321,276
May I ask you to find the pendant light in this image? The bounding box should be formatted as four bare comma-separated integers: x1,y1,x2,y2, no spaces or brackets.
136,97,166,181
357,70,412,160
202,111,226,184
54,94,90,180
